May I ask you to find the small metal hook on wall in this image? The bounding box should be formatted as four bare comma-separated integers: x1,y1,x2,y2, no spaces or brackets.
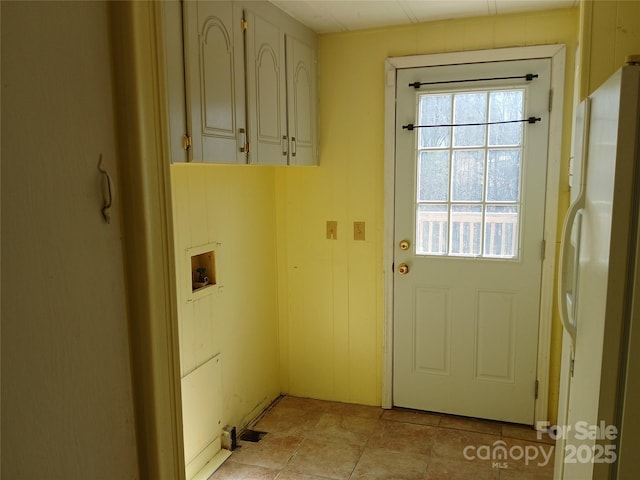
97,154,112,224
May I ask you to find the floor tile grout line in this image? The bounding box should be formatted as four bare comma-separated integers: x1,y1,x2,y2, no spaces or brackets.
345,422,377,480
271,436,299,478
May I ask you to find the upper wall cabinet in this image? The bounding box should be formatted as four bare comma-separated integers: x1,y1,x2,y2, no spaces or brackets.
183,1,248,164
244,5,317,166
162,0,189,163
169,0,318,166
285,36,316,166
244,8,286,165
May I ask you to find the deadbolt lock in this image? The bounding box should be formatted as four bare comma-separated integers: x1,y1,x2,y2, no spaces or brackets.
399,240,410,251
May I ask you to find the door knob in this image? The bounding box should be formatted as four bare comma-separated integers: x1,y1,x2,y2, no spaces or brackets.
397,263,410,275
399,240,410,250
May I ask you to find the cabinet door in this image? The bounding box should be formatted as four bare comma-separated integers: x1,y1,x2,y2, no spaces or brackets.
245,8,288,165
184,1,247,164
163,0,188,163
286,35,317,166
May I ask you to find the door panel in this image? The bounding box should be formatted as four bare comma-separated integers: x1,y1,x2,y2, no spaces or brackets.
475,290,516,382
393,58,551,424
414,287,451,374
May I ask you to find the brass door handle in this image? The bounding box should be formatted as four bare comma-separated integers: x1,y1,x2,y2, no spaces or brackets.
398,263,409,275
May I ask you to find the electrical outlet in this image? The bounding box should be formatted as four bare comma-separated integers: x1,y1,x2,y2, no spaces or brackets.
326,221,337,240
354,221,365,240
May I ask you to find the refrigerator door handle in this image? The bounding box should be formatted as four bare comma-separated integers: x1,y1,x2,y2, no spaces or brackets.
558,193,584,347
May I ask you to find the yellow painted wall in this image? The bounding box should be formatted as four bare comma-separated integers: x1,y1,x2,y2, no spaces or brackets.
276,8,579,420
578,0,640,98
171,165,281,428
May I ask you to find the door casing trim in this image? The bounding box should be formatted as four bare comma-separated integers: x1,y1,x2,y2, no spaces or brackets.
110,2,186,478
383,45,566,425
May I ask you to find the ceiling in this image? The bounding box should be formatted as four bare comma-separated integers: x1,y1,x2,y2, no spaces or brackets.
269,0,578,34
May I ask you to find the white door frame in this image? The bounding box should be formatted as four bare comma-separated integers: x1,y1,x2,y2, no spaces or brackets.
110,3,186,479
382,45,566,425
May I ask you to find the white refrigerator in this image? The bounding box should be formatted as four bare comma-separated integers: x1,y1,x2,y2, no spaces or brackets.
556,64,640,480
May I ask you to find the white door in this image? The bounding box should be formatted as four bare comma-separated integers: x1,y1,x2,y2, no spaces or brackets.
2,1,138,477
393,58,551,424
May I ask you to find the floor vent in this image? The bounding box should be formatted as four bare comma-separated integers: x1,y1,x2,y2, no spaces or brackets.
239,429,267,443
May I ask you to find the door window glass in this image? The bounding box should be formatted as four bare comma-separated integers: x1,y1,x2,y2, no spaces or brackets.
415,89,525,258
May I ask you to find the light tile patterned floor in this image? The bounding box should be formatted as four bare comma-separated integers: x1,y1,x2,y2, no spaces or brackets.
209,395,556,480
